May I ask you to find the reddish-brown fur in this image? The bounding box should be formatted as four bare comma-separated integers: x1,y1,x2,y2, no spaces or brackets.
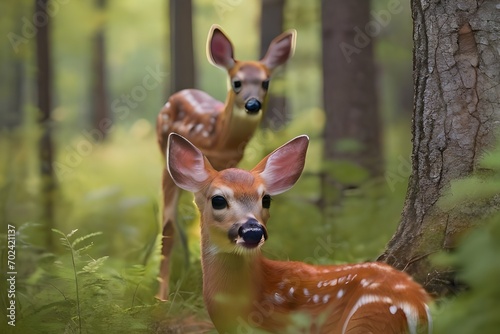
167,133,432,333
156,25,296,300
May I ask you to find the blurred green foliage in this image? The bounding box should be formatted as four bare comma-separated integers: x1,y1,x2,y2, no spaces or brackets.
432,139,500,334
2,0,496,332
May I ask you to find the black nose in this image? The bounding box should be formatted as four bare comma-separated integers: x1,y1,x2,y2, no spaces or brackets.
238,219,267,246
244,98,261,114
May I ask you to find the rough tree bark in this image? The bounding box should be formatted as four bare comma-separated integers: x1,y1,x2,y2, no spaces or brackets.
321,0,383,209
379,0,500,297
169,0,195,94
36,0,56,249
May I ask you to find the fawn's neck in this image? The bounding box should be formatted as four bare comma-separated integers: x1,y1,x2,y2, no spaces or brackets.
218,92,263,151
201,240,268,332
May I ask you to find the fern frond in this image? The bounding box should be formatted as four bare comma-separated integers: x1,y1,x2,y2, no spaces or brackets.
72,231,103,248
67,229,79,238
51,228,67,237
52,229,72,249
80,256,109,274
75,243,94,255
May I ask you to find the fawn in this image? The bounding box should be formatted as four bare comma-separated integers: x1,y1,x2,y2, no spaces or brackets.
155,25,296,300
166,133,432,334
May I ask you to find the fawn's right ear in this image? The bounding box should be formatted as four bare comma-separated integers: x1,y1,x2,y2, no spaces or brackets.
167,133,213,192
207,24,235,70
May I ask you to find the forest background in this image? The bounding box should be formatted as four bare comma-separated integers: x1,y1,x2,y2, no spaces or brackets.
1,0,499,333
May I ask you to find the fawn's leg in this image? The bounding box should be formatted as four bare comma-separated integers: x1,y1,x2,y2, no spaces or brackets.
156,168,180,301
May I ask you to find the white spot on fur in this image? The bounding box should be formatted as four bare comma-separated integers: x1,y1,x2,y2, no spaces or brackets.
398,302,419,334
360,279,372,288
274,293,285,304
288,287,295,297
312,294,320,303
194,124,204,133
389,305,398,314
425,304,433,334
341,294,394,334
336,289,345,299
322,294,331,304
303,288,310,296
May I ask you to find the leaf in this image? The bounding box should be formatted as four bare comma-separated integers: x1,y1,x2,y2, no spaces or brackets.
323,160,370,185
75,243,94,255
479,148,500,171
80,256,109,274
71,231,103,248
334,138,365,154
67,229,79,238
51,228,66,237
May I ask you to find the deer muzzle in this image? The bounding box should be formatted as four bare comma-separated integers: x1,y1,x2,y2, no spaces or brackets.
238,218,267,248
244,98,262,114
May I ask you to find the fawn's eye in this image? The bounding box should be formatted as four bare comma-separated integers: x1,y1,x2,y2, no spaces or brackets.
232,79,242,93
262,194,271,209
262,80,270,90
211,195,228,210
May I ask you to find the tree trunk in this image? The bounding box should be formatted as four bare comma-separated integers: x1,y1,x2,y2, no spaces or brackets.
1,60,24,129
379,0,500,297
321,0,382,207
36,0,56,249
169,0,195,94
260,0,287,130
91,0,109,140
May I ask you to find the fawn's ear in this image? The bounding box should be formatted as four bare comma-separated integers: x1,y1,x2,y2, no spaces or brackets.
252,135,309,195
167,133,213,192
260,29,296,71
207,24,235,70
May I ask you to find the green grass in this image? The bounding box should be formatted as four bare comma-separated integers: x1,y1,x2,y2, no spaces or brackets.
3,118,500,333
0,111,415,333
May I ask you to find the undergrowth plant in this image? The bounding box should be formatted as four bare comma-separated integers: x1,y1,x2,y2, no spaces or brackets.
11,226,210,334
15,228,154,333
51,228,107,333
433,137,500,334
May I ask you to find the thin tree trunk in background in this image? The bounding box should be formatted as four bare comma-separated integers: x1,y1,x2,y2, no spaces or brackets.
91,0,109,140
379,0,500,297
36,0,55,249
321,0,382,208
169,0,195,94
167,0,195,269
1,61,24,129
260,0,287,130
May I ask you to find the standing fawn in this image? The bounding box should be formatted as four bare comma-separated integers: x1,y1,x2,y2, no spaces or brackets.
167,133,432,334
155,25,296,300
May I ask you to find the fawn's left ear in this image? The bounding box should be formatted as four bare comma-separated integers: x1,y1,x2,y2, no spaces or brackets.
167,133,213,192
260,29,296,71
252,135,309,195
